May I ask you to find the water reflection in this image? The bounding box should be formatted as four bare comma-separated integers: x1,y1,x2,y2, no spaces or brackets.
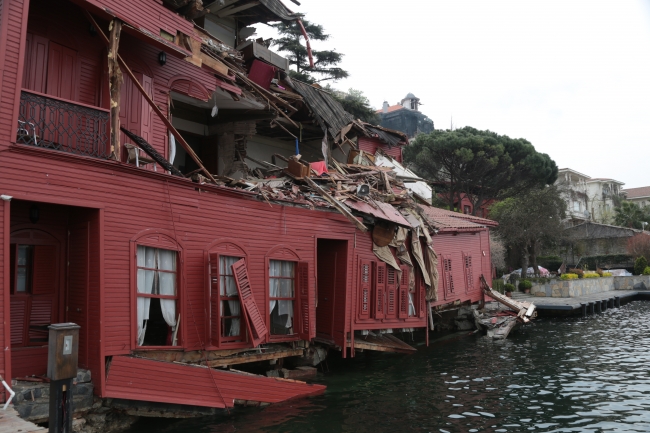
126,301,650,432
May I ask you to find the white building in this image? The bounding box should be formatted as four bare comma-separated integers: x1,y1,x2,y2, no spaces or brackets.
556,168,624,225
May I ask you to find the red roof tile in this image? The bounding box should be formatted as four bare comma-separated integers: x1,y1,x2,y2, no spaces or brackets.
419,206,497,231
376,104,405,114
623,186,650,199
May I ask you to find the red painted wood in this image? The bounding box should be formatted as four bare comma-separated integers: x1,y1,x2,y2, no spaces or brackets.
357,259,371,320
373,261,385,320
385,266,397,319
46,42,78,101
9,299,26,345
68,218,90,368
398,264,409,319
297,261,311,340
11,346,47,378
105,355,325,408
22,33,48,93
358,136,403,163
231,259,267,347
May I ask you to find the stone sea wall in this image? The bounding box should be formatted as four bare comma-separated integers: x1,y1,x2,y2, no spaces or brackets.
531,275,650,298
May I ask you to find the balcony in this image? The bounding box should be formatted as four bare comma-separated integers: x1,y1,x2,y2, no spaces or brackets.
17,90,110,159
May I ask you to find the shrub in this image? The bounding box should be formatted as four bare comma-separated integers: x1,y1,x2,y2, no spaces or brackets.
568,268,584,278
602,272,613,277
504,283,515,293
518,279,532,292
560,273,579,280
584,272,600,278
644,267,650,276
635,256,648,275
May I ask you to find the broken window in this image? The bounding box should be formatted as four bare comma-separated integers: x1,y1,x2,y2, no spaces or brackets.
219,255,244,342
269,260,295,335
136,246,179,347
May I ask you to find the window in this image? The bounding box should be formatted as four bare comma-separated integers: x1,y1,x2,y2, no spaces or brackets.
136,246,179,346
218,256,244,342
463,205,471,215
573,201,580,212
15,245,34,293
269,260,295,335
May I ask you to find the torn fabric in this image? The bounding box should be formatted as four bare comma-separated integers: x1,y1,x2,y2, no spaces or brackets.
372,242,402,282
410,228,430,287
425,245,439,302
389,227,412,266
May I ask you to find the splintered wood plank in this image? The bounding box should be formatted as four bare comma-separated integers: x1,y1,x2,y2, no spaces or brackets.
348,334,417,354
0,407,46,433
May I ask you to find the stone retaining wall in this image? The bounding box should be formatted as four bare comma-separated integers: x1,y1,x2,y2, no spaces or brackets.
531,275,650,298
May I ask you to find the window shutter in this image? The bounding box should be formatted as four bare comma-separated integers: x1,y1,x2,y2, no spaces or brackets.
297,261,313,341
10,299,28,346
231,259,268,347
398,265,410,319
30,245,57,344
443,255,454,298
386,266,397,319
418,273,427,318
464,253,474,293
208,253,220,346
373,262,386,319
358,260,371,320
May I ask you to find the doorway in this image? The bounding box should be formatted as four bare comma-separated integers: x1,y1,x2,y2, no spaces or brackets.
316,239,348,342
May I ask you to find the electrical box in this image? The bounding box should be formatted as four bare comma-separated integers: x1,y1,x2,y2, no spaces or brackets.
47,323,80,381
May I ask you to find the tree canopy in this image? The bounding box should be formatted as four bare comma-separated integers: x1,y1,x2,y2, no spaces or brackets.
403,127,558,214
327,87,379,124
489,185,566,278
614,201,650,230
271,19,348,83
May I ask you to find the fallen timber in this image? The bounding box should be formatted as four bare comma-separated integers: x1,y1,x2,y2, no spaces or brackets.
473,276,537,339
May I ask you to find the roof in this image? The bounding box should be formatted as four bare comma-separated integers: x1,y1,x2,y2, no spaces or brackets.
358,122,407,147
557,168,590,179
209,0,301,25
419,206,496,232
404,92,418,100
376,104,404,114
623,186,650,199
586,178,625,185
565,221,650,239
290,80,354,139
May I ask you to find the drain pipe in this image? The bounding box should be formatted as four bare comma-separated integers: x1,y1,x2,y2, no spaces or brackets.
0,375,15,409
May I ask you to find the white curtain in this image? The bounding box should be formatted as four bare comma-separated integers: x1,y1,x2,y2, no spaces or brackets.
137,246,155,346
220,256,241,336
269,260,282,313
169,132,176,165
159,249,177,330
408,293,416,316
270,260,294,328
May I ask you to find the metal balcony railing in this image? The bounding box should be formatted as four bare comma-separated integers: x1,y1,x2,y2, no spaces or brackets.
17,90,110,159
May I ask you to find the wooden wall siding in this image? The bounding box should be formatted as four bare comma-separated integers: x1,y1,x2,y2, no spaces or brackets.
358,137,403,163
82,0,195,43
11,347,47,378
105,355,325,408
430,231,488,308
0,0,29,145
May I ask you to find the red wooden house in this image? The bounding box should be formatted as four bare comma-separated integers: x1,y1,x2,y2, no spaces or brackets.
0,0,496,414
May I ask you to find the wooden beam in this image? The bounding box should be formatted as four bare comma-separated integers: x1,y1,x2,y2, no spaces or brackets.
305,177,369,232
84,11,217,183
108,19,122,160
217,1,260,17
202,348,303,367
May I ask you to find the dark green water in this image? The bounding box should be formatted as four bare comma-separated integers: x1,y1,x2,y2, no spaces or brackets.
127,301,650,432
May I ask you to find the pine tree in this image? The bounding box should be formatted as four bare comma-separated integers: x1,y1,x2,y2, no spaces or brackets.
271,19,349,83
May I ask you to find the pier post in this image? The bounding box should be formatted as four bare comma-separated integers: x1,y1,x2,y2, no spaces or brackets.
601,299,607,312
588,302,594,315
615,296,620,308
595,301,601,313
581,303,587,318
608,298,614,309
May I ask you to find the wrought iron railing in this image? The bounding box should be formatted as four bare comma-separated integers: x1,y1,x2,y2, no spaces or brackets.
17,90,110,159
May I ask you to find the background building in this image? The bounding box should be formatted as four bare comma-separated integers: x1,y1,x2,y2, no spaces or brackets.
377,93,434,139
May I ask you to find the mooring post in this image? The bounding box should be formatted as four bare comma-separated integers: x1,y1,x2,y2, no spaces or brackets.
608,298,614,309
588,302,594,315
581,303,587,318
601,299,607,312
595,301,601,313
615,296,621,308
48,323,80,433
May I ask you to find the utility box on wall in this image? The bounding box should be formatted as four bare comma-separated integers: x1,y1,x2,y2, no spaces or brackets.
47,323,80,381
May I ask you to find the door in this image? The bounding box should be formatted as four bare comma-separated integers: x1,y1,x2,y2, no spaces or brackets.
67,219,90,368
45,42,79,147
316,240,348,342
120,72,154,160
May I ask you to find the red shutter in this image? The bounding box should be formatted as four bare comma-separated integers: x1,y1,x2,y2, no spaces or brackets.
297,262,312,340
30,245,57,344
10,299,28,346
209,253,220,346
358,260,371,320
22,33,49,93
46,42,78,100
418,273,426,318
464,253,474,293
443,255,454,299
28,297,53,343
398,265,409,319
373,262,386,319
231,259,268,347
386,267,397,319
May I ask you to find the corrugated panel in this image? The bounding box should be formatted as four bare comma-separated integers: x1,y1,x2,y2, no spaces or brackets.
105,356,325,408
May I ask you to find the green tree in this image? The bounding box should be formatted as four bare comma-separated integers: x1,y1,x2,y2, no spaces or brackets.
328,87,379,124
614,201,649,229
271,19,348,83
403,127,558,215
489,185,566,278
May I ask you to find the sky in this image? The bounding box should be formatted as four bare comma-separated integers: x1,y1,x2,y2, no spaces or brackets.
256,0,650,189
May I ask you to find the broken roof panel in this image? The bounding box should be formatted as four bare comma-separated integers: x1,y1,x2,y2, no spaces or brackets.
346,199,412,227
419,205,495,232
290,80,354,138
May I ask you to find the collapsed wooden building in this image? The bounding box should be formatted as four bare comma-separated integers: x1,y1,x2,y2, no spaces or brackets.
0,0,496,414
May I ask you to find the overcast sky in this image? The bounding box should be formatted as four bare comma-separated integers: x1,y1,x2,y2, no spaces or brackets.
257,0,650,188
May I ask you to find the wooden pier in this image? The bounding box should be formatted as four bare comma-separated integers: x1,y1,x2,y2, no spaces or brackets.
509,290,647,315
0,407,45,433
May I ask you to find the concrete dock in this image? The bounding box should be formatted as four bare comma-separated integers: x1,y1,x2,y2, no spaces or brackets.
507,290,650,315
